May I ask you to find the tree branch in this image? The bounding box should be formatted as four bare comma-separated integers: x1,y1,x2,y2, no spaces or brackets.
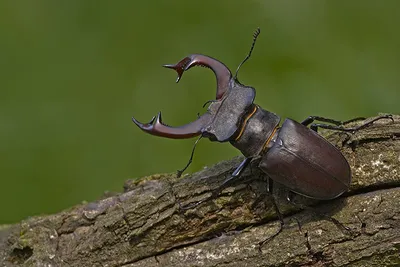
1,115,399,267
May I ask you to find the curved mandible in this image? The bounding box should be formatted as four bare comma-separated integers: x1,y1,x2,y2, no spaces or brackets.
132,111,213,139
163,54,232,100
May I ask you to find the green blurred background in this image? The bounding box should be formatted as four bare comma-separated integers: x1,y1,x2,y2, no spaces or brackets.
1,1,399,223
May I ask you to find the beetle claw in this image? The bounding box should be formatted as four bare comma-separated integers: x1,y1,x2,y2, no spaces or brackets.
131,111,163,134
132,110,213,139
131,113,157,129
163,57,191,83
163,54,232,99
163,64,183,83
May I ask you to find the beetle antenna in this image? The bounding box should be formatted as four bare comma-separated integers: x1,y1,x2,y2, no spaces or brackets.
234,27,261,80
176,135,203,177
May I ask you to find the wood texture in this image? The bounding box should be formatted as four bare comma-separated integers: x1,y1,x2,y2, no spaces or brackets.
1,115,399,267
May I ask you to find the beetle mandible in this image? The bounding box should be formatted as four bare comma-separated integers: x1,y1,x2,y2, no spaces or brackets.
132,28,391,201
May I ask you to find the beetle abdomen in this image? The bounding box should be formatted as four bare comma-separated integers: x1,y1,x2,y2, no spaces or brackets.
259,119,351,200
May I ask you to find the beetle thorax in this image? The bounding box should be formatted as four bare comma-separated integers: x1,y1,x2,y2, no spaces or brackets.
230,106,280,158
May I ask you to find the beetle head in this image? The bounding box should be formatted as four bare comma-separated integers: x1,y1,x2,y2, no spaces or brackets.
132,54,233,140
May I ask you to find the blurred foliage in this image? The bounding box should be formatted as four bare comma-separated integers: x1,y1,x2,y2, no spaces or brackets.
0,0,399,223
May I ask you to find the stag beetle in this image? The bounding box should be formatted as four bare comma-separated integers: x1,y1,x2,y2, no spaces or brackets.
132,28,392,201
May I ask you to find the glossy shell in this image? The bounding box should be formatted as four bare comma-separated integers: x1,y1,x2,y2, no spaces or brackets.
259,119,351,200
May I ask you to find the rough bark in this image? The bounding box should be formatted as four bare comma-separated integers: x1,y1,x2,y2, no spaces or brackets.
1,115,399,267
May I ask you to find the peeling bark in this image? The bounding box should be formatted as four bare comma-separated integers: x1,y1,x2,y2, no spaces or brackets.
1,115,399,267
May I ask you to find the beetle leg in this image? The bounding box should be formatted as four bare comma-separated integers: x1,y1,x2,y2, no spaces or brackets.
302,114,393,133
301,116,366,129
230,157,252,178
259,182,318,248
286,192,353,235
301,116,346,127
176,135,203,178
310,114,393,132
258,179,285,248
181,157,252,210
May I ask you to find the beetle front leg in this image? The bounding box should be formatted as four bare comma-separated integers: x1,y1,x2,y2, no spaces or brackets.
177,135,203,177
182,157,252,210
